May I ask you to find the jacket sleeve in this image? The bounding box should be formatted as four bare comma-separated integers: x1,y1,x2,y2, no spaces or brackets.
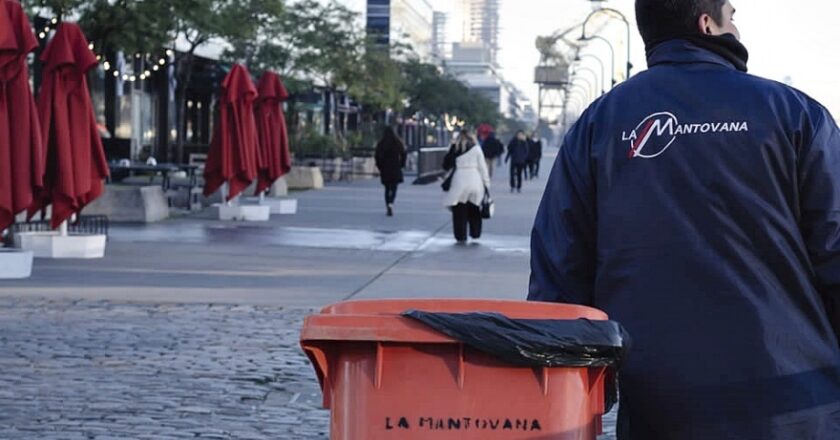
528,117,597,305
798,104,840,343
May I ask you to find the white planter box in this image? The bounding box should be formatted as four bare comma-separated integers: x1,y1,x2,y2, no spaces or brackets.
216,203,271,222
0,249,33,279
14,232,107,259
243,197,298,215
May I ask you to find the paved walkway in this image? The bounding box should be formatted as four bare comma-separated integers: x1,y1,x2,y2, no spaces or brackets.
2,154,551,306
0,297,327,439
0,151,618,439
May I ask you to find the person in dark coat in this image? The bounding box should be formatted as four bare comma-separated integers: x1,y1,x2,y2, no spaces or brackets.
481,132,505,178
505,131,529,193
526,132,543,179
529,1,840,439
374,127,407,217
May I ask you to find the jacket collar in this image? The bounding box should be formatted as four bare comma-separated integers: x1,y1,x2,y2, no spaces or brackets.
647,39,737,71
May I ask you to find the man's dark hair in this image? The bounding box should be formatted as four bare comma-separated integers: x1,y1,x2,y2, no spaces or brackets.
635,0,726,45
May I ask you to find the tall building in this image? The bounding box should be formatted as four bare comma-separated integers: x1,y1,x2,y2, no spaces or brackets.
459,0,500,66
432,11,448,63
366,0,435,61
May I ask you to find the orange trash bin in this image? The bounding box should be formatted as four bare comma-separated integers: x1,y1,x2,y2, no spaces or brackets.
300,299,617,440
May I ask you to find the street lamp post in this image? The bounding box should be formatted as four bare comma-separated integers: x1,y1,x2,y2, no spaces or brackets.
570,75,595,102
573,65,603,96
566,81,593,104
576,53,606,93
561,95,585,136
581,6,633,80
564,90,588,112
579,34,617,87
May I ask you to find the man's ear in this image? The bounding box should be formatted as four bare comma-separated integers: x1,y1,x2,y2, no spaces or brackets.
697,14,713,35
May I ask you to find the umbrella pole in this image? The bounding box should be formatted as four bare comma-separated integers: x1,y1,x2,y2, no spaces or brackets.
59,221,68,237
222,183,230,207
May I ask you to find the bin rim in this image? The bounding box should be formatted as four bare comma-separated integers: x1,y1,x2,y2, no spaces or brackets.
316,299,607,318
301,299,608,344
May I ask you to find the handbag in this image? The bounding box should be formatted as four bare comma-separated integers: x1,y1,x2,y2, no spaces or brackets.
481,187,495,219
441,170,454,192
441,148,457,192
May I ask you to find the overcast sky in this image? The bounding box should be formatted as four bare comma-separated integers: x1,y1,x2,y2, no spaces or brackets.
428,0,840,118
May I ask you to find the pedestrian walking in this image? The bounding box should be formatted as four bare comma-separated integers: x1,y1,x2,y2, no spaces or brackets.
505,131,529,193
526,132,543,179
374,127,407,217
481,132,505,178
442,129,490,243
530,1,840,439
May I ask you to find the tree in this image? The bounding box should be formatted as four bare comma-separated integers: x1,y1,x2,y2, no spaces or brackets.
170,0,283,161
24,0,84,19
77,0,174,55
345,46,405,115
401,60,501,127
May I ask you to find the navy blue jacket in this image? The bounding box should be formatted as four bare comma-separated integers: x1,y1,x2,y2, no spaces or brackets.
482,135,505,159
506,138,530,165
529,40,840,439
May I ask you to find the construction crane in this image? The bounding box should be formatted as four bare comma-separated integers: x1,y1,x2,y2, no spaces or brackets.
534,23,585,134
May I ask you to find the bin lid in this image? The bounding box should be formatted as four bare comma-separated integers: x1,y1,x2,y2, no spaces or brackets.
301,299,608,344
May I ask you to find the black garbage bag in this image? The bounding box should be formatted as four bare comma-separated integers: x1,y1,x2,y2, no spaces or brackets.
403,311,630,367
403,311,631,412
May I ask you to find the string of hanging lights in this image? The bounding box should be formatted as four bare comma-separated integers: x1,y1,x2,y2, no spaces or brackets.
36,18,175,84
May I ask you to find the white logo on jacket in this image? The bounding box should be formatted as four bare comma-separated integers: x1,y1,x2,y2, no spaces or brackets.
622,112,750,159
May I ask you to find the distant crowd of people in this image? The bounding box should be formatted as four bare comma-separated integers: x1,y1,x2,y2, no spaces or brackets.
374,126,545,243
478,129,543,193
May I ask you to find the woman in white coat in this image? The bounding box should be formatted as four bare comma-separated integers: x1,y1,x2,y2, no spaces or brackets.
442,130,491,243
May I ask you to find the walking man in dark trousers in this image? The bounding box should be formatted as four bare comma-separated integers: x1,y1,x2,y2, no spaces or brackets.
506,131,529,193
529,1,840,439
527,132,543,179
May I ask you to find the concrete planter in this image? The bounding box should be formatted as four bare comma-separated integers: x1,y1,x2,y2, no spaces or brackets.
84,185,170,223
287,166,324,190
312,158,343,182
215,204,271,222
243,197,298,215
14,232,107,259
349,157,377,181
0,249,33,279
270,176,289,197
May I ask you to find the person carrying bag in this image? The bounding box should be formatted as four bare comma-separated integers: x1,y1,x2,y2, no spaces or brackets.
442,129,491,243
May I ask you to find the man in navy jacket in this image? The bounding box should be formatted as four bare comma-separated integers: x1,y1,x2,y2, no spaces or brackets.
529,1,840,438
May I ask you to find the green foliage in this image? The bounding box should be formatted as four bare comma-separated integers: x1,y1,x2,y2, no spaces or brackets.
77,0,174,54
294,126,345,159
226,0,358,87
24,0,84,17
401,59,501,127
171,0,281,53
345,46,406,114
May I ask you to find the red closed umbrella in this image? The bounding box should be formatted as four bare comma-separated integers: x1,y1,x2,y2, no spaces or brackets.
0,0,43,231
29,22,108,229
204,64,260,201
253,71,291,196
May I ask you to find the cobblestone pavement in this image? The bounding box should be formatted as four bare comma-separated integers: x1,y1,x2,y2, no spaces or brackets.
0,297,616,439
0,297,328,439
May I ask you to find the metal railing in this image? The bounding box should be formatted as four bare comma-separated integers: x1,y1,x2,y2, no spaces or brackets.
413,146,450,185
4,216,110,246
